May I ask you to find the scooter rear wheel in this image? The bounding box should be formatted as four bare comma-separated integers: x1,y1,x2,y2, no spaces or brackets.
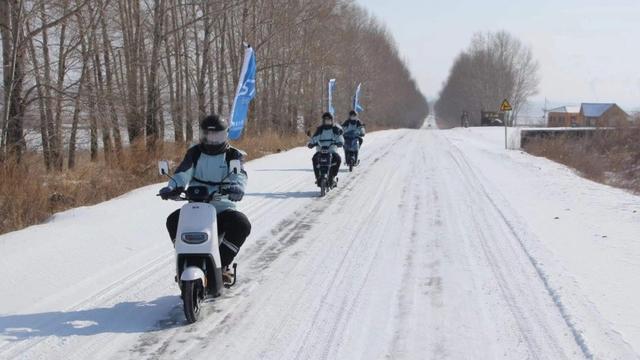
182,280,202,324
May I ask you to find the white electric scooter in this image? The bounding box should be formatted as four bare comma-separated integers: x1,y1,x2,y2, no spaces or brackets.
157,160,240,323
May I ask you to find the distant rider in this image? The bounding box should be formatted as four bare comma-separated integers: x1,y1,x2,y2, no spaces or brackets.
461,111,470,128
308,112,344,187
341,110,365,146
159,115,251,283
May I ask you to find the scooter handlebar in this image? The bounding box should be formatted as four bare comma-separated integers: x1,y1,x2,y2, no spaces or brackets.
157,182,239,202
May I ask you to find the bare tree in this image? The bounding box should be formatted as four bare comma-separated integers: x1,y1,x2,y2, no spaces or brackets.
145,0,166,150
3,0,429,167
435,31,539,127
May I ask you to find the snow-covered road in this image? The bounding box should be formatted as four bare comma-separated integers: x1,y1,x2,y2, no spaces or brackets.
2,118,640,359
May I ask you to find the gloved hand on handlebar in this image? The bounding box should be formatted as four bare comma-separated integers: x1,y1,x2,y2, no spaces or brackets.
159,186,183,200
307,142,316,149
223,185,244,202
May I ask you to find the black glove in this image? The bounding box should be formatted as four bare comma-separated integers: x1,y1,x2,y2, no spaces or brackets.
159,186,182,200
223,185,244,202
307,142,316,149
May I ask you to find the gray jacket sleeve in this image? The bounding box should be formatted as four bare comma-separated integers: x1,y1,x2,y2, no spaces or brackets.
168,146,198,188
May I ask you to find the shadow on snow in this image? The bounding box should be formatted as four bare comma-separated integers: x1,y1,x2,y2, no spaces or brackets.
0,296,183,340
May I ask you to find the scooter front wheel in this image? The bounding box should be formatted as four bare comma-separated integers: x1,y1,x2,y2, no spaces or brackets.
182,280,202,324
320,178,327,197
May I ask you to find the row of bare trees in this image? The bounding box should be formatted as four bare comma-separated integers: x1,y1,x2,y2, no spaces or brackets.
0,0,428,170
435,31,539,127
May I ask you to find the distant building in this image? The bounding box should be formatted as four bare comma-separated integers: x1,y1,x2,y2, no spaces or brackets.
547,106,582,127
547,103,630,127
580,103,629,127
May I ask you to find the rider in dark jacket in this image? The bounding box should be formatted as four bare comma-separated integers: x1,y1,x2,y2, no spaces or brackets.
308,112,344,186
341,110,365,146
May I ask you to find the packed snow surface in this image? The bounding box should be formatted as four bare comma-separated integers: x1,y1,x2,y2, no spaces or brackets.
2,117,640,359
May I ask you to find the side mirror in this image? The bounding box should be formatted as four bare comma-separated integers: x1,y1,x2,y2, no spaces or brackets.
158,160,170,176
229,159,241,175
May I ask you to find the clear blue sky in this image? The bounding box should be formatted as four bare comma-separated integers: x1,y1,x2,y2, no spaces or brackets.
357,0,640,109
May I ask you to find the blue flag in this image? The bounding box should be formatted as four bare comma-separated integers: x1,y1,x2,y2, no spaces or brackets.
353,83,364,112
328,79,336,116
229,46,257,140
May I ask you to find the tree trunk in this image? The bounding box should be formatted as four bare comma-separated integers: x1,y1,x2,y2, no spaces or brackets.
25,25,51,169
118,0,143,143
179,0,193,142
2,0,27,161
68,63,88,169
196,1,211,119
145,0,165,150
163,35,180,143
40,1,61,170
51,0,69,171
99,7,123,158
87,68,98,162
170,2,184,143
94,52,113,164
216,14,227,116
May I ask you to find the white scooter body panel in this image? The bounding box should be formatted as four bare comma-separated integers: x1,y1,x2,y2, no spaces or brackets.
175,202,221,269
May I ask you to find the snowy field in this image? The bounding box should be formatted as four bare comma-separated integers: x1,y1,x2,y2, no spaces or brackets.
1,117,640,359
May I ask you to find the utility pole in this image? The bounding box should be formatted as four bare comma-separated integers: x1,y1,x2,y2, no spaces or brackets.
542,97,549,125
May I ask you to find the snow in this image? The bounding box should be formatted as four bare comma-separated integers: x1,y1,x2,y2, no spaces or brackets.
1,118,640,359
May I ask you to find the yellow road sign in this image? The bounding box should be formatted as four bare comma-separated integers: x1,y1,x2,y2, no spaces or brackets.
500,99,513,112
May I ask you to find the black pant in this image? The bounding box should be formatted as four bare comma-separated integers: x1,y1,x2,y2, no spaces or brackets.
166,209,251,268
312,152,341,183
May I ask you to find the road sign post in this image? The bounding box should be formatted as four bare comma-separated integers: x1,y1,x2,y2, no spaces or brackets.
504,111,510,149
500,99,513,149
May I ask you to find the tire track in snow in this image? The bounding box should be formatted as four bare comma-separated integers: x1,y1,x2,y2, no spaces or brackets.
284,133,417,360
128,131,410,359
387,132,447,359
215,132,411,359
443,135,591,359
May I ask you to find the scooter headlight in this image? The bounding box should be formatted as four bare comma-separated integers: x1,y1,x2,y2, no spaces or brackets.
181,232,208,244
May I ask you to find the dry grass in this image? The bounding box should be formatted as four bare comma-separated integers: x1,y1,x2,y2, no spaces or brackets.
524,127,640,193
234,131,308,160
0,131,306,235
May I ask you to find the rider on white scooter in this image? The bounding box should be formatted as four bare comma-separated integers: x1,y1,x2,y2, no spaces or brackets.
159,115,251,284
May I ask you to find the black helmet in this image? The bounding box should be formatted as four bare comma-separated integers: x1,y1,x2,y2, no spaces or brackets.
199,114,229,155
321,112,333,120
200,114,228,131
349,110,358,117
